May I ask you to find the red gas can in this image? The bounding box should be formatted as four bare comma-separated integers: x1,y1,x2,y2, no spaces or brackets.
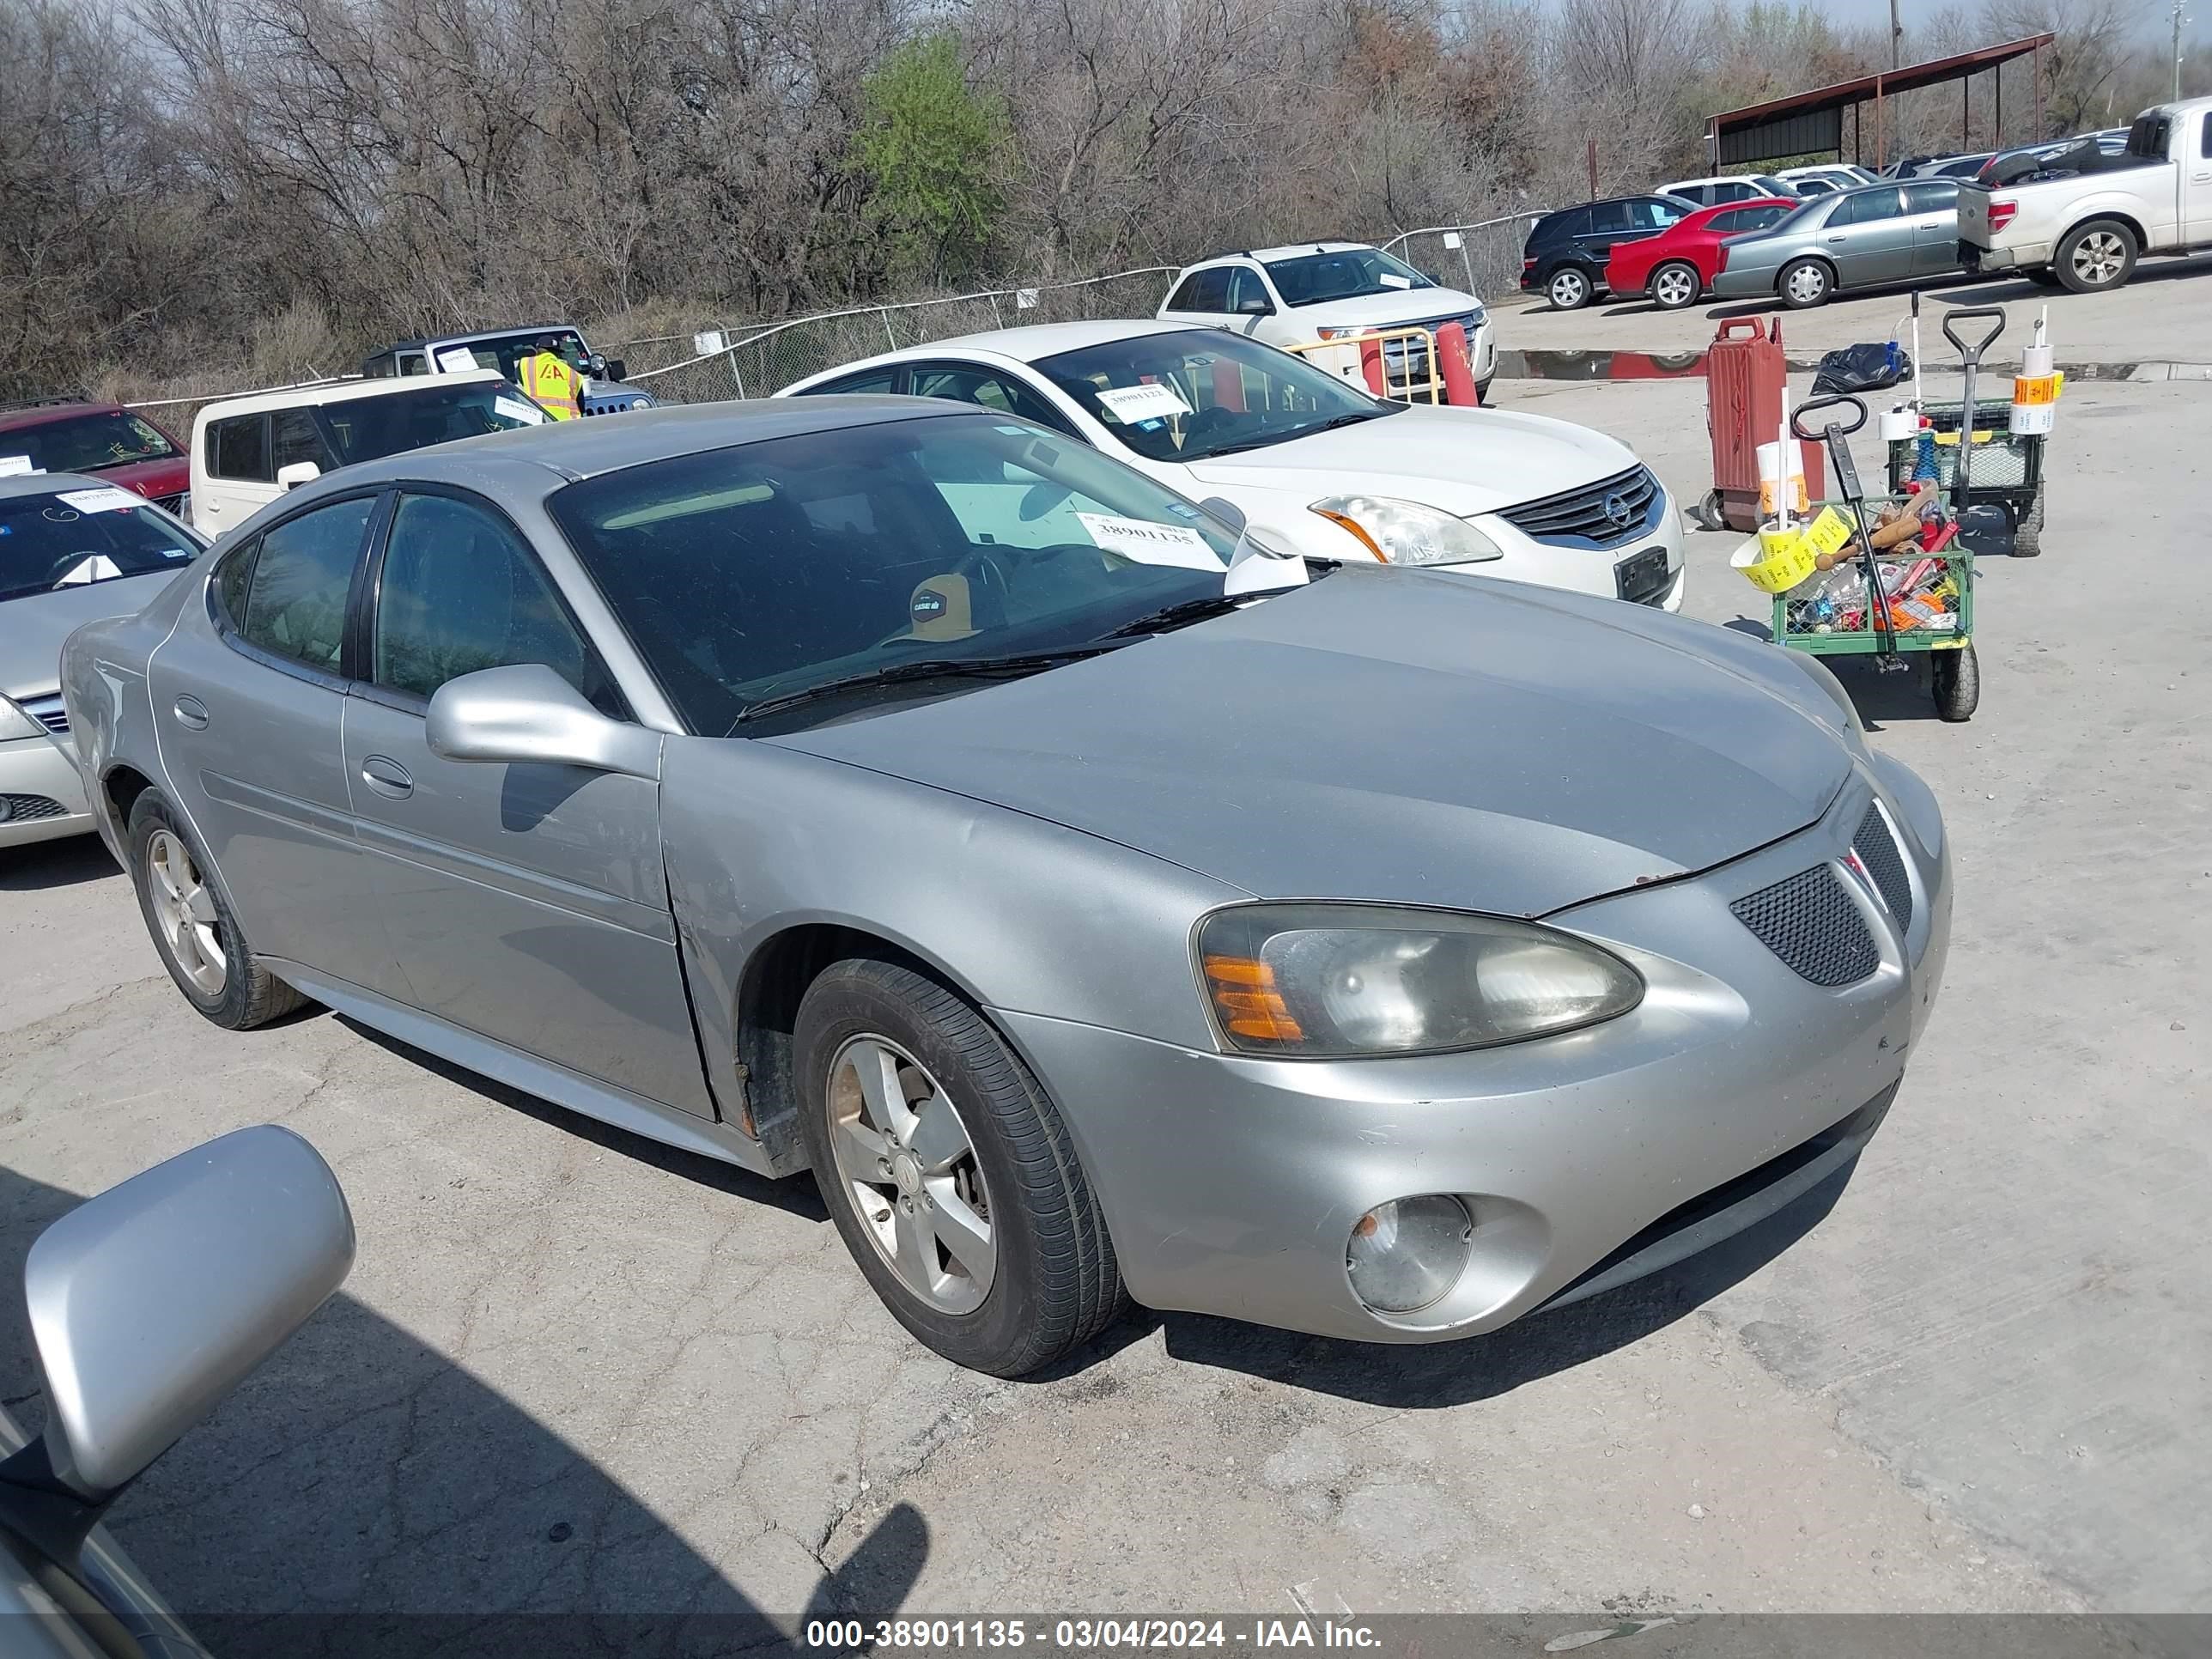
1705,318,1825,532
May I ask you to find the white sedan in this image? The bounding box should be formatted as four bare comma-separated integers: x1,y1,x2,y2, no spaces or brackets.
777,322,1684,611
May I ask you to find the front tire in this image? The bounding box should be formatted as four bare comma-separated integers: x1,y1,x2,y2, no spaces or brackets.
2055,220,2136,293
1547,266,1594,310
1649,261,1702,310
795,958,1125,1376
2012,487,2044,557
1931,643,1980,721
127,792,306,1029
1778,258,1834,308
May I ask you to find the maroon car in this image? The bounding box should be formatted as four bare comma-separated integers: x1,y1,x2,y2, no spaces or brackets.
0,400,191,514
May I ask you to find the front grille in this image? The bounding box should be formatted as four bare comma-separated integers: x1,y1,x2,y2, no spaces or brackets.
1499,464,1664,550
18,693,67,736
149,491,188,516
1850,803,1913,927
0,793,69,823
1378,313,1484,380
1730,865,1880,986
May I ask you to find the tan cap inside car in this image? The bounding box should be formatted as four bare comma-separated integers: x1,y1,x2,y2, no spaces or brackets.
908,573,975,641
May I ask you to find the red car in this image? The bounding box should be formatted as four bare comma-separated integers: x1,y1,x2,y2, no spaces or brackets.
1606,198,1797,310
0,399,191,514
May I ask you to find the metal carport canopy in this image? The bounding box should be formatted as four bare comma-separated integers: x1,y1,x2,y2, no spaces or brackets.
1706,34,2055,167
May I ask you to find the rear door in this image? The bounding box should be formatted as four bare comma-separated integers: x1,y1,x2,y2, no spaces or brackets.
342,485,713,1115
1158,267,1235,328
196,412,282,538
1826,187,1915,286
2187,106,2212,242
1905,180,1964,272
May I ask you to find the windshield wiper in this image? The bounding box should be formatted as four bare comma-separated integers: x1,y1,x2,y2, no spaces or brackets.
1193,409,1391,459
1104,593,1255,637
731,646,1124,728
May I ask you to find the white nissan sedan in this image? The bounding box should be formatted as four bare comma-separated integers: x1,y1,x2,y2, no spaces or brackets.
778,322,1684,611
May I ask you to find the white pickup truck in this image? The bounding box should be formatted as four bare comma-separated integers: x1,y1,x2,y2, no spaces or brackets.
1958,97,2212,292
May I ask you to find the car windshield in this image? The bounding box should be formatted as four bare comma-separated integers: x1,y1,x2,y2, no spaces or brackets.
547,411,1248,734
1033,330,1400,465
433,330,591,380
318,381,546,465
0,411,178,475
1261,248,1435,307
0,488,201,602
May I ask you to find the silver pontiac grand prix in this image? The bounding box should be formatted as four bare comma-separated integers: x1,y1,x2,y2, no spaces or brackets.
61,398,1951,1376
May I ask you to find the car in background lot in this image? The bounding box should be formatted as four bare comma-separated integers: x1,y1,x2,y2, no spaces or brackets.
1,1126,351,1657
0,399,191,515
1959,98,2212,294
780,322,1685,610
1,472,204,846
360,324,656,415
188,368,545,538
1157,243,1496,402
1712,179,1965,307
1520,195,1698,309
1777,164,1881,195
64,398,1948,1376
1656,173,1802,206
1607,197,1796,309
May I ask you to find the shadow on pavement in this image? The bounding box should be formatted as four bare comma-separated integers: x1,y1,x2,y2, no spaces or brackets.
0,1161,913,1655
0,836,119,893
1158,1162,1852,1408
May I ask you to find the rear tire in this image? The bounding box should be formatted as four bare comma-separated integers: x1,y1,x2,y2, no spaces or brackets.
2012,489,2044,558
795,957,1126,1376
1547,266,1594,310
1649,261,1703,310
1778,258,1834,308
2054,220,2136,293
1931,643,1980,722
1693,489,1729,532
127,792,307,1030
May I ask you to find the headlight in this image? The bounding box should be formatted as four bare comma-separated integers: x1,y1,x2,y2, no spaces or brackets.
1309,495,1504,566
1197,903,1644,1058
0,697,45,742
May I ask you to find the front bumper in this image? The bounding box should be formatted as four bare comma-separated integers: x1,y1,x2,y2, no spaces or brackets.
1001,760,1948,1343
0,732,94,847
1451,487,1686,611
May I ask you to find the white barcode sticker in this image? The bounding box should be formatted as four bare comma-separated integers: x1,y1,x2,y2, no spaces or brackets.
436,346,480,373
57,487,143,514
1094,383,1192,424
493,396,546,424
1075,513,1224,570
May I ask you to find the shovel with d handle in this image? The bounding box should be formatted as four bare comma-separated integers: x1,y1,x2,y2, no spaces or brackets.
1941,304,2008,533
1791,392,1904,669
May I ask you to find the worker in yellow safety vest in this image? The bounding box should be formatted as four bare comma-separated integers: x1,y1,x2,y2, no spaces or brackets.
518,337,582,420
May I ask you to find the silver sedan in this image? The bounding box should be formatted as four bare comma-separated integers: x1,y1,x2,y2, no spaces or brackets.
1712,179,1966,307
63,398,1951,1376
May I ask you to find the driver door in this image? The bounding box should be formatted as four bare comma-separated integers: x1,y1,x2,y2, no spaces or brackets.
341,486,714,1115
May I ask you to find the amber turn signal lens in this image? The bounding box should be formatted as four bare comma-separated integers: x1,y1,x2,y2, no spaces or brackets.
1201,954,1304,1042
1311,509,1389,561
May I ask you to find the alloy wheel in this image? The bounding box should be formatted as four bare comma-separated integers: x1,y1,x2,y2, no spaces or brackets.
1653,265,1698,308
1549,270,1589,308
826,1034,995,1315
2070,231,2126,286
147,829,227,996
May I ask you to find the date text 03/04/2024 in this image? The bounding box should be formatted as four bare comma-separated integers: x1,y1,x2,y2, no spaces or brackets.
804,1619,1382,1650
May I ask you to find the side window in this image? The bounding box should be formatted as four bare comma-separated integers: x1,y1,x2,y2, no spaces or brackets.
238,495,376,673
2201,114,2210,159
1905,180,1959,212
808,368,899,396
1707,209,1745,232
372,492,621,714
1838,189,1905,225
1588,202,1632,234
397,352,429,376
1173,268,1232,312
1740,205,1789,230
272,406,326,471
1224,267,1273,314
907,364,1076,435
210,415,270,483
213,538,258,627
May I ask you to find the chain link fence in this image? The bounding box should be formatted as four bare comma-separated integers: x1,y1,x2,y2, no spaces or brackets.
1379,214,1550,302
626,268,1179,406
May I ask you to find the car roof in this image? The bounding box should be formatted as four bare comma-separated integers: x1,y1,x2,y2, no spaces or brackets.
0,400,129,434
319,395,973,491
192,370,510,425
0,469,127,502
372,325,579,352
896,319,1199,362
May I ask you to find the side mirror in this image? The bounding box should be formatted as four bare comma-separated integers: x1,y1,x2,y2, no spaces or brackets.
0,1127,352,1540
1198,495,1248,537
1235,296,1273,316
276,461,321,490
426,664,660,780
602,357,627,384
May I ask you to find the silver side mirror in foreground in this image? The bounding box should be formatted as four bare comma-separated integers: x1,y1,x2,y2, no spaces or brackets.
0,1127,353,1551
426,664,661,780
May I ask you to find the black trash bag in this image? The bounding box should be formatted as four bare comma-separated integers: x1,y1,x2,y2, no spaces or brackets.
1811,343,1911,395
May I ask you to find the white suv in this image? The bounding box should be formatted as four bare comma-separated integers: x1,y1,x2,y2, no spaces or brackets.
1157,242,1496,402
188,371,544,539
1656,173,1803,206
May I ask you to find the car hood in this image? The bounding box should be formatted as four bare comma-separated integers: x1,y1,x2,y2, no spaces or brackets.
96,455,191,498
1182,406,1638,520
3,573,178,701
769,568,1856,916
1276,287,1483,329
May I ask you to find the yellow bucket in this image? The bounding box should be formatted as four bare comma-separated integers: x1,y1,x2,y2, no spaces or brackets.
1732,507,1853,594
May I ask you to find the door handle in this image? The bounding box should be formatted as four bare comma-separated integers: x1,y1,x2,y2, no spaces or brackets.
1827,234,1848,243
172,695,209,731
1917,221,1942,229
359,755,414,799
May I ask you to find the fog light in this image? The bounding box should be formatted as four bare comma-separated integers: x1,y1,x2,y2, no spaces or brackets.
1346,1195,1473,1314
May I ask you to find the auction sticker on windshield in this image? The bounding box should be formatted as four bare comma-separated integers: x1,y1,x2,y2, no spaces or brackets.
0,457,37,477
57,487,144,514
1076,512,1224,571
493,397,547,424
1094,383,1192,424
